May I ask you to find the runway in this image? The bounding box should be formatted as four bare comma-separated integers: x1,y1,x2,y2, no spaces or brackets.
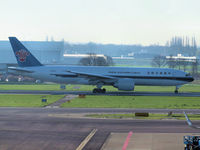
0,107,200,150
0,90,200,96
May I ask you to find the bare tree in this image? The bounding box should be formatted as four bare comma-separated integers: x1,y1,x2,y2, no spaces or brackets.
180,60,188,71
166,54,176,68
151,55,166,68
79,53,114,66
167,36,197,56
191,59,198,76
79,53,97,66
104,55,114,66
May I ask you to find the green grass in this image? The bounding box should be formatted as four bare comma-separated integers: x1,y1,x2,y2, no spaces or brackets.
133,84,200,93
0,83,200,109
0,84,62,91
0,94,64,107
86,113,200,120
61,96,200,109
0,84,96,91
0,83,200,92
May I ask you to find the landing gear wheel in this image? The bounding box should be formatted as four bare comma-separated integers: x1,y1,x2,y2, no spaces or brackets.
92,88,106,93
175,90,178,94
93,88,97,93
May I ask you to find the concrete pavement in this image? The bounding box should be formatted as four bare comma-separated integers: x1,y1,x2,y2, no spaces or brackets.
102,133,196,150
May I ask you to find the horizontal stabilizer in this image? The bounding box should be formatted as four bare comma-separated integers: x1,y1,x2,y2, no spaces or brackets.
8,67,34,73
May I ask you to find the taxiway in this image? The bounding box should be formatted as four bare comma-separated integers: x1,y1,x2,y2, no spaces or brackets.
0,107,199,150
0,90,200,96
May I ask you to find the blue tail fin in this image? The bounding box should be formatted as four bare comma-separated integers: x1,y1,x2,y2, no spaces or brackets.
9,37,42,67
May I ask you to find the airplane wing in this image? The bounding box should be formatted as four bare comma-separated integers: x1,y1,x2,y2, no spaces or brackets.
184,112,200,129
8,67,34,73
66,70,115,80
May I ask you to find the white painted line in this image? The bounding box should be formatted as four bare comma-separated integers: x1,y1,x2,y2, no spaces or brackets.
76,129,98,150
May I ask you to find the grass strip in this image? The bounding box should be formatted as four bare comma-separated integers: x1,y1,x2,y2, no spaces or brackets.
0,84,200,92
0,94,64,107
61,96,200,109
86,113,200,120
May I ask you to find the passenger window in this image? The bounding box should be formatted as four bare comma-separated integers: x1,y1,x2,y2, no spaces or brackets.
168,72,171,75
164,72,167,75
151,72,154,74
156,72,158,74
160,72,162,74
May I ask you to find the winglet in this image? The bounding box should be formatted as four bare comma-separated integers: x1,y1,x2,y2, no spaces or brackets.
184,112,200,129
9,37,42,67
184,112,193,126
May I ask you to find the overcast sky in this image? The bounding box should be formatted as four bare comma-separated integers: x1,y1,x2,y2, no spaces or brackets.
1,0,200,45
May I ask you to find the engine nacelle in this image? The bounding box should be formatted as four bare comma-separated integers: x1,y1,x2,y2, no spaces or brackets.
114,78,135,91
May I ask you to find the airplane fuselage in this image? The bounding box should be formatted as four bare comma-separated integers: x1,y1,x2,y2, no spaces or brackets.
10,65,193,86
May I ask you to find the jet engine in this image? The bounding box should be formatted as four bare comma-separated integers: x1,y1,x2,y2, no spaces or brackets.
114,78,135,91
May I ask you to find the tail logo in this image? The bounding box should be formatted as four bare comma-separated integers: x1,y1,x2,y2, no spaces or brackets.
15,49,30,62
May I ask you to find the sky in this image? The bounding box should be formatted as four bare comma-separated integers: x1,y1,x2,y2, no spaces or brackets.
0,0,200,45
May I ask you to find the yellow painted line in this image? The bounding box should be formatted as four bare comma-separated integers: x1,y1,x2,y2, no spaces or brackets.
76,129,98,150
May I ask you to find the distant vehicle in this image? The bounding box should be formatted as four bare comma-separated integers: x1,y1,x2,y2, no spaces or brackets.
8,37,194,93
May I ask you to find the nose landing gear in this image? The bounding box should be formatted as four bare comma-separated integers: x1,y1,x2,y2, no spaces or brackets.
175,85,181,94
175,89,178,94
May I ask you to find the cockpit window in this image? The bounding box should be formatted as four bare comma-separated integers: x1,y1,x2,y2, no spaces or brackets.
186,73,191,76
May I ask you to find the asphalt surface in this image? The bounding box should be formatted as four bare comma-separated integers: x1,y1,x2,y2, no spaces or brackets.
0,107,200,150
2,107,200,114
1,90,200,96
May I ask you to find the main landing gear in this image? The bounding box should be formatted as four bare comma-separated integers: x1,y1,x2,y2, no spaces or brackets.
93,88,106,93
93,84,106,93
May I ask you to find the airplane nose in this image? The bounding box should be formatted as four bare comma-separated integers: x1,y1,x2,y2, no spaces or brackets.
190,77,194,82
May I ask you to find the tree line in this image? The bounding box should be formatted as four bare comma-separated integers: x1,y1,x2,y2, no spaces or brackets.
151,55,198,76
165,36,197,56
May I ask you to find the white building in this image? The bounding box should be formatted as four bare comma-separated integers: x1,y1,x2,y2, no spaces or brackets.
62,54,107,65
166,54,197,62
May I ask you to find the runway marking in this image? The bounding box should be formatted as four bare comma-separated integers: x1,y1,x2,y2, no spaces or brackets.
122,131,133,150
76,129,98,150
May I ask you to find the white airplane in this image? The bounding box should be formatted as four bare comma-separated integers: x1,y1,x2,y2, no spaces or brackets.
8,37,194,93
